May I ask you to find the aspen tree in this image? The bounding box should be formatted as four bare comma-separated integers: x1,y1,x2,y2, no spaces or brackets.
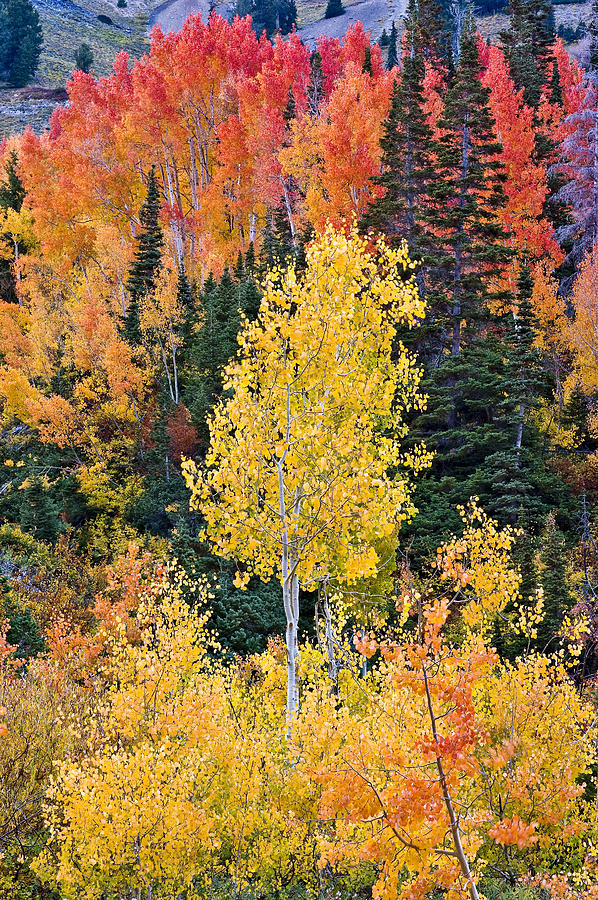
183,225,430,725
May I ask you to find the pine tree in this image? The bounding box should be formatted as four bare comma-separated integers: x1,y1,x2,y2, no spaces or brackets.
505,259,544,455
240,0,297,36
0,151,24,212
245,241,256,275
425,14,512,355
549,56,563,105
0,0,43,88
403,18,517,559
325,0,344,17
283,85,296,125
386,20,398,70
500,0,555,108
419,0,449,62
185,268,260,450
468,262,570,532
362,3,435,268
125,167,164,344
0,151,26,303
176,264,196,347
362,44,373,75
74,42,93,74
308,50,324,115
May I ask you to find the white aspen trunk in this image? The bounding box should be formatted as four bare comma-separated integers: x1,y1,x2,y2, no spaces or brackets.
280,177,298,249
12,238,19,281
277,456,297,729
515,400,525,452
188,135,200,210
289,553,300,715
161,154,184,264
117,274,127,317
158,337,176,404
249,211,257,244
170,333,179,405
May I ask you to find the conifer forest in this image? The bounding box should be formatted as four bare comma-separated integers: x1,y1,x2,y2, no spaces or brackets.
5,1,598,898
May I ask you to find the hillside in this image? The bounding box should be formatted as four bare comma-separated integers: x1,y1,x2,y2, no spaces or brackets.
0,0,591,137
0,0,153,135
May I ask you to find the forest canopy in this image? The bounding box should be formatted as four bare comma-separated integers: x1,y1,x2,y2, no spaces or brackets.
1,2,598,899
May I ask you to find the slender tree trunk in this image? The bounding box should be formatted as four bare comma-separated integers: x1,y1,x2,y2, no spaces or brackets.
422,661,480,900
277,455,300,731
170,332,179,405
280,177,298,249
158,337,176,404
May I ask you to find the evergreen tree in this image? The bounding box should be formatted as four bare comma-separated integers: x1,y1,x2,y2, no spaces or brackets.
403,18,517,559
425,14,512,355
185,266,260,450
419,0,450,62
245,240,256,275
362,2,435,270
386,20,399,69
549,56,563,105
74,42,94,74
504,259,545,456
362,44,373,75
308,50,324,114
325,0,344,17
283,85,296,125
0,0,43,88
0,151,26,304
0,151,24,212
125,167,164,344
500,0,555,108
237,0,297,36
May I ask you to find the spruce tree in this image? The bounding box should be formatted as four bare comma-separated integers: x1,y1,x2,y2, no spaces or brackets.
74,42,93,74
0,0,43,87
500,0,555,108
125,167,164,344
403,17,517,559
185,265,260,450
308,50,324,114
362,44,373,75
0,151,25,303
420,0,452,64
325,0,344,18
0,151,24,212
425,14,512,354
386,20,398,70
362,2,435,269
504,258,543,456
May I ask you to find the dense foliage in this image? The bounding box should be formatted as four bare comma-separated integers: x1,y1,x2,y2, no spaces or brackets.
1,1,598,897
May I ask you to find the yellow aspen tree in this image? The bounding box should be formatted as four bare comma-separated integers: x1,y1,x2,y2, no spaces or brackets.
183,224,430,724
311,510,597,900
